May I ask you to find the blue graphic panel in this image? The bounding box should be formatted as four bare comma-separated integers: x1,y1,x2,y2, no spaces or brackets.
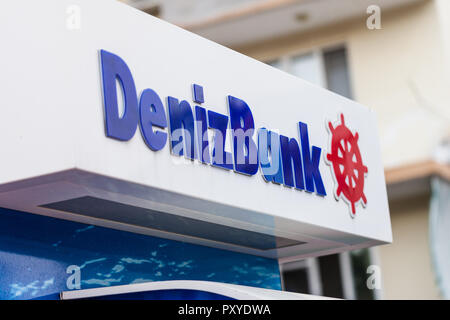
0,207,281,300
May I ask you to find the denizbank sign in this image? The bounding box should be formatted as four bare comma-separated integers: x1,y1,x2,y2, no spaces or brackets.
101,49,371,216
101,51,327,193
0,0,391,259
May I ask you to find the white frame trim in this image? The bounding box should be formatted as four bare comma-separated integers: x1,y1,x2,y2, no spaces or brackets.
339,251,356,299
61,280,336,300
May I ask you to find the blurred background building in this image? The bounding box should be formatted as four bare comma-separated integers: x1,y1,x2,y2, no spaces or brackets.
123,0,450,299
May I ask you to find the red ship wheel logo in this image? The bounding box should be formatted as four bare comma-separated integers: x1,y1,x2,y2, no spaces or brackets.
326,114,368,217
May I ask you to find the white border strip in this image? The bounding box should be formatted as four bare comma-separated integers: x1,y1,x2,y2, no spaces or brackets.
60,280,336,300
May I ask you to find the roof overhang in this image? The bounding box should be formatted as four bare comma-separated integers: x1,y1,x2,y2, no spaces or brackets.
182,0,425,47
385,160,450,200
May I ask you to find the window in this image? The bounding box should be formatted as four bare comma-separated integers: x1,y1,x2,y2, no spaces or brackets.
273,46,379,300
281,259,322,295
291,52,327,87
268,47,352,97
323,48,353,98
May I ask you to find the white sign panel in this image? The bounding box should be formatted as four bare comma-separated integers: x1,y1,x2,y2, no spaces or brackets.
0,0,391,259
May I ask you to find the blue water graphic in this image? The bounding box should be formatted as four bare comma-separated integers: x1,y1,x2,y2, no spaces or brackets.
0,207,281,299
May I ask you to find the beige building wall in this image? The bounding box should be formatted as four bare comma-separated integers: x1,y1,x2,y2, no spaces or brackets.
380,195,441,299
348,0,450,168
235,0,447,299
